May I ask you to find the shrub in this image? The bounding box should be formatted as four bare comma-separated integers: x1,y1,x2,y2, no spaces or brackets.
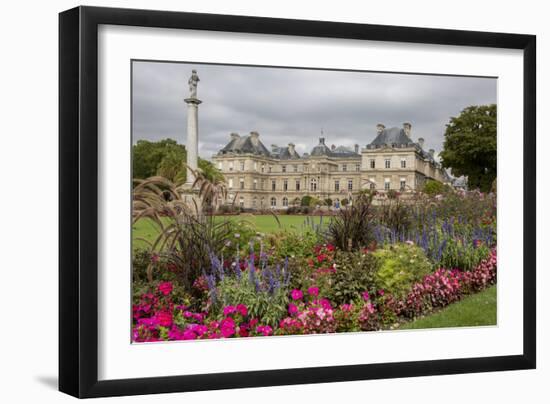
207,252,292,327
422,179,448,196
373,243,432,298
324,198,333,207
301,195,313,207
438,238,490,271
328,192,376,251
317,250,379,306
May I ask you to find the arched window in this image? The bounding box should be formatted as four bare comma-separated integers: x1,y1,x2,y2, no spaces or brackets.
270,197,277,207
282,197,289,207
310,178,317,191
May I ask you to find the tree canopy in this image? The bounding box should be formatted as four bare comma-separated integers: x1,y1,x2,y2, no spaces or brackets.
440,104,497,192
132,138,223,184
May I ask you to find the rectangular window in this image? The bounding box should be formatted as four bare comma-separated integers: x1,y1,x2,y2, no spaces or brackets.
334,180,340,192
293,165,298,172
217,161,222,170
271,180,276,191
347,180,353,191
268,166,272,173
400,178,406,190
253,179,257,190
370,159,375,169
295,180,300,191
240,161,245,171
283,179,288,191
355,163,360,171
385,159,391,169
229,161,234,171
342,164,347,172
228,178,233,189
384,178,390,190
253,161,258,170
239,178,244,190
282,165,287,173
261,164,265,173
401,158,406,168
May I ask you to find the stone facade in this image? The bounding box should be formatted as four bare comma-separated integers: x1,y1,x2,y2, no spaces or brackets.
212,123,451,209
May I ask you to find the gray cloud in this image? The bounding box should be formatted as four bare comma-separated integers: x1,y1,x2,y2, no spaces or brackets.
132,61,496,159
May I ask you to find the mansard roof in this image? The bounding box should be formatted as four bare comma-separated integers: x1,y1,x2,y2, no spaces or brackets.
369,127,415,147
309,137,359,158
271,145,301,160
218,132,271,157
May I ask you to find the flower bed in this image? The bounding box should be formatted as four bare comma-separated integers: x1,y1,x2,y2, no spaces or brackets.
132,247,497,342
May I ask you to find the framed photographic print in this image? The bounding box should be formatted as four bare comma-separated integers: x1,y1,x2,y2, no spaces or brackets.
59,6,536,398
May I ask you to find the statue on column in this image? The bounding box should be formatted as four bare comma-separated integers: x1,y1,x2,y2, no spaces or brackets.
188,69,200,98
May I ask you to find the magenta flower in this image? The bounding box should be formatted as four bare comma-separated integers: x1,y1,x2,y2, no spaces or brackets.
220,317,236,338
183,329,197,340
256,325,273,336
288,303,298,316
291,289,303,300
307,286,319,297
362,291,370,301
236,303,248,317
158,281,173,296
156,310,173,327
223,305,236,316
378,289,385,296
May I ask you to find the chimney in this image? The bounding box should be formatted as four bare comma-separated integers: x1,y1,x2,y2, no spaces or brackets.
376,123,385,134
418,137,425,148
250,131,259,146
288,143,295,154
319,137,326,145
354,144,359,153
429,149,435,157
403,122,412,137
331,144,336,150
230,132,240,140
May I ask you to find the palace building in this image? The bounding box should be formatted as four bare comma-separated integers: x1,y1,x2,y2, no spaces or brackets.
212,123,452,209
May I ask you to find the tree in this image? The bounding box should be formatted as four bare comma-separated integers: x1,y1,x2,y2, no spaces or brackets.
133,138,223,184
440,104,497,192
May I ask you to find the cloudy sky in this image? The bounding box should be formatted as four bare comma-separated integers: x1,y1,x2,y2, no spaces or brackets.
132,61,496,160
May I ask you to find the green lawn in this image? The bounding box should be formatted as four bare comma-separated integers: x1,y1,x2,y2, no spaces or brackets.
132,214,328,249
399,285,497,330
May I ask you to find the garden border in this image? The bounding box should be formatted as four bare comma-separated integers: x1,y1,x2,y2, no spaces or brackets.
59,6,536,398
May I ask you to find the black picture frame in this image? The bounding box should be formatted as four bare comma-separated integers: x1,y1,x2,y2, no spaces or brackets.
59,5,536,398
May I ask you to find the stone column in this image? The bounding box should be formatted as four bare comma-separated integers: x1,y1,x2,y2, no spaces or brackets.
184,97,202,186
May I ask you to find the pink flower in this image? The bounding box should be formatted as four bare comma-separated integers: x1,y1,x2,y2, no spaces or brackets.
223,305,236,316
183,329,197,340
378,289,385,296
307,286,319,297
256,325,273,336
158,281,173,296
288,303,298,316
156,310,173,327
362,291,370,301
220,317,235,338
236,303,248,317
291,289,303,300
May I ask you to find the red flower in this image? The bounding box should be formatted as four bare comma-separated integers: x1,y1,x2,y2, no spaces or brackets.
158,281,173,296
156,310,173,327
